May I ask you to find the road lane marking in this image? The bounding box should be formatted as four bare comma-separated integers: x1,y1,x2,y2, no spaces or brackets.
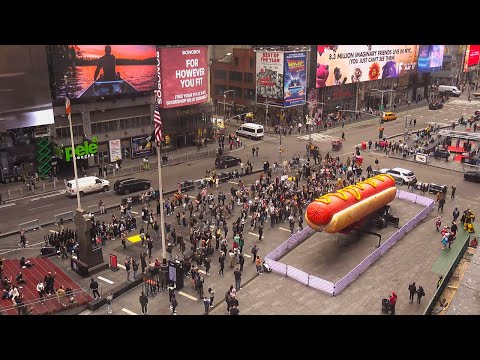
229,181,239,184
97,276,114,284
49,230,58,233
0,240,45,255
117,263,126,270
0,203,16,209
248,232,259,237
121,308,138,315
279,227,291,232
28,204,55,211
243,253,252,258
178,291,198,301
131,211,139,214
198,269,206,274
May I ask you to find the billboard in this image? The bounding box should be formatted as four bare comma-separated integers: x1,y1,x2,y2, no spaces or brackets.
131,135,154,158
283,52,307,107
417,45,445,72
0,45,54,131
49,45,156,100
463,45,480,71
256,50,284,106
157,46,208,108
109,139,122,162
316,45,419,88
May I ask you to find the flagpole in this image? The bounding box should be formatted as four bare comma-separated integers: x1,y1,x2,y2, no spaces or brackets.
156,139,167,263
65,77,82,211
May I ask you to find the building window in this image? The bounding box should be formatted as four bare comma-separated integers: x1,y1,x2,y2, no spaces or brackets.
234,57,239,66
214,69,227,80
214,85,226,96
244,72,253,83
230,87,243,99
250,59,254,69
244,88,255,100
229,71,242,82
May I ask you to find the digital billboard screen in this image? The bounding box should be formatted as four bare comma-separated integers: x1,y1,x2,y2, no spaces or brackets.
464,45,480,71
417,45,444,72
283,51,307,107
0,45,54,131
49,45,156,100
256,50,284,106
316,45,419,88
157,46,208,108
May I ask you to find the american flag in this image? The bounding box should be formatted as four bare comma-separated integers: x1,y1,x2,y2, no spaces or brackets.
154,104,163,142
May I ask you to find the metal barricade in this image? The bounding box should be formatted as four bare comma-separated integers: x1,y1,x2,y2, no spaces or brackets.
19,219,41,232
54,211,75,226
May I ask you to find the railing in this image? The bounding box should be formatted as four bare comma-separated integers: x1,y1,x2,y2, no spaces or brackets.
265,190,435,296
19,219,41,232
54,211,75,226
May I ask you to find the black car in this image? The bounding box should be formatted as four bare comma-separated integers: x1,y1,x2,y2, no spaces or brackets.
114,178,151,194
217,172,233,183
464,171,480,183
429,102,443,110
215,155,241,169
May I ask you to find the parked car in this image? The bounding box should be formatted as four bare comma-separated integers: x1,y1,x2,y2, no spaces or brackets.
178,180,195,193
113,178,151,194
381,112,397,122
464,171,480,183
215,155,242,169
217,172,233,183
434,149,449,159
429,102,444,110
428,183,448,195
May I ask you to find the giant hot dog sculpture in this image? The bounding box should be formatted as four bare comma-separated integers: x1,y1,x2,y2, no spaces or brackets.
305,174,396,233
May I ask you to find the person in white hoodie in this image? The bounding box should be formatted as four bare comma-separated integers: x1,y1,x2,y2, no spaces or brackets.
36,281,45,303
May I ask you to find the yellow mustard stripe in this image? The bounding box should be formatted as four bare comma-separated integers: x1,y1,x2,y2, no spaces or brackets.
313,174,394,204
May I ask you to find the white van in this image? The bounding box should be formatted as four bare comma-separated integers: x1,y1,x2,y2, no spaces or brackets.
66,176,110,197
438,85,461,97
236,123,264,139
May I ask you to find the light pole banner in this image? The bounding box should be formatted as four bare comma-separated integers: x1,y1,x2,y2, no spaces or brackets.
256,50,284,106
284,51,307,107
316,45,419,88
109,139,122,162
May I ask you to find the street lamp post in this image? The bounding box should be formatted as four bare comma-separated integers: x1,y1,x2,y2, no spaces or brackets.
371,88,396,125
223,89,235,121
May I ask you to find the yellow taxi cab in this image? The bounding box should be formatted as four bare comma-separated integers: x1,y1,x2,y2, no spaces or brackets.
381,111,397,122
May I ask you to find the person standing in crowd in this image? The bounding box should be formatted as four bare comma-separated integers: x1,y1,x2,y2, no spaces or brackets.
170,293,178,315
218,252,225,275
389,291,398,315
19,229,27,248
408,282,416,303
451,185,456,199
139,291,148,315
106,292,113,314
140,251,148,274
234,267,242,291
36,281,45,303
125,258,131,282
90,278,100,300
203,296,211,315
438,196,446,213
238,253,245,271
416,286,425,306
208,286,215,307
453,207,460,222
251,244,258,263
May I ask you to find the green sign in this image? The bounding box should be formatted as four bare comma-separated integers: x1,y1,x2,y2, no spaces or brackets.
65,137,98,162
379,105,384,111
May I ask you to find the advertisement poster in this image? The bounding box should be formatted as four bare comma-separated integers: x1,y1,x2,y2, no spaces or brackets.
283,52,307,107
417,45,444,72
108,139,122,162
256,50,284,106
158,46,208,108
49,45,156,100
316,45,419,88
464,45,480,71
131,135,154,158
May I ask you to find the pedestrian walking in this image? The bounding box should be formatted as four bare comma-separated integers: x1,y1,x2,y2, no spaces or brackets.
453,207,460,222
140,251,147,274
204,257,211,275
208,286,215,307
234,268,242,291
255,146,259,157
238,253,245,271
125,259,131,282
251,244,258,263
106,293,113,314
132,258,139,280
408,282,416,303
90,278,100,300
451,185,456,199
255,255,263,274
218,253,225,275
170,293,178,315
438,197,446,213
203,296,211,315
139,291,148,315
416,286,425,306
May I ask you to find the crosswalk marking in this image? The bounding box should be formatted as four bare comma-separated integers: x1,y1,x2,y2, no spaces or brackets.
449,99,479,106
178,291,198,301
279,227,291,232
229,181,239,184
298,133,337,142
243,253,252,258
117,263,126,270
248,232,259,237
121,308,138,315
0,202,16,209
97,276,114,285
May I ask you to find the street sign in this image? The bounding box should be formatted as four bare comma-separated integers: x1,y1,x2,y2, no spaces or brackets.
379,105,384,111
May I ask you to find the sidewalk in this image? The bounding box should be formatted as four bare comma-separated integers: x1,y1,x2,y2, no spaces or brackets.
0,143,237,202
